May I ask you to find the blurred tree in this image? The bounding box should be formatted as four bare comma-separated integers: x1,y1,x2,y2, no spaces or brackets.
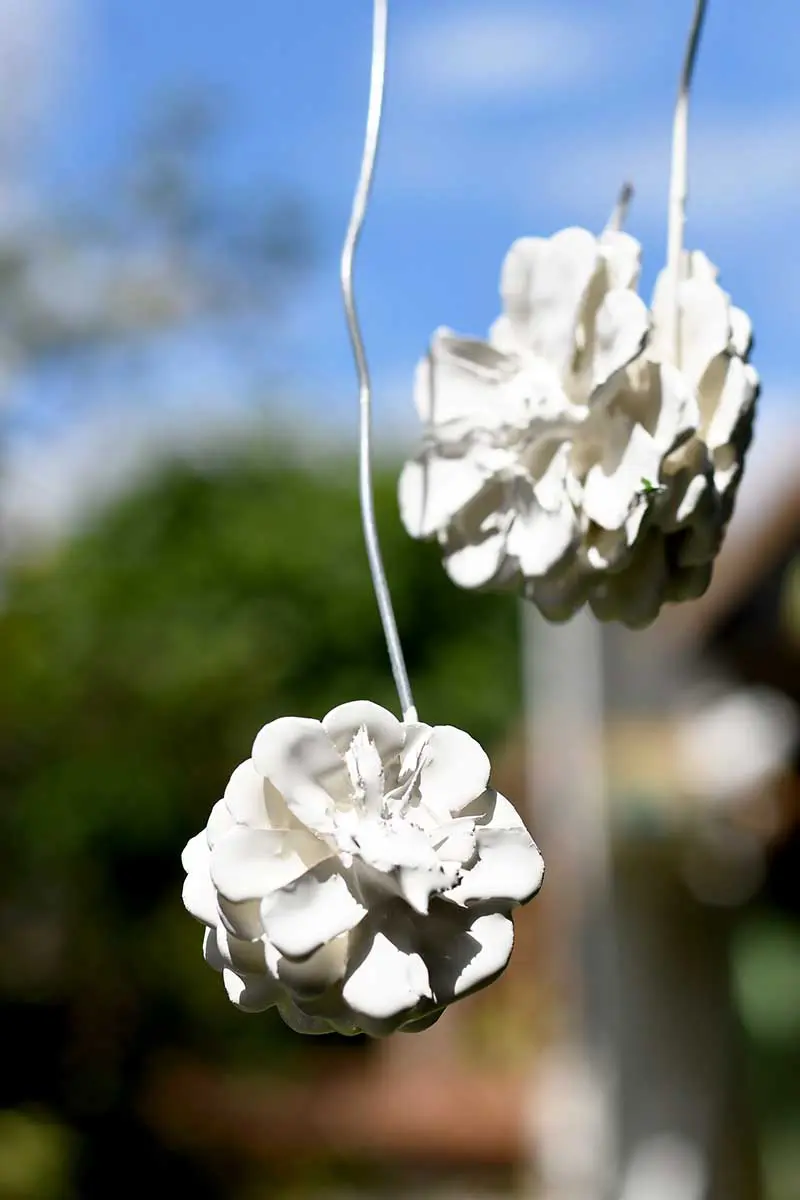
0,90,311,427
0,77,518,1200
0,446,520,1197
0,80,342,1198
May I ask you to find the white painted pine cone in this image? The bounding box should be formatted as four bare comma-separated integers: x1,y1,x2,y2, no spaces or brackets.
400,230,758,628
182,701,544,1036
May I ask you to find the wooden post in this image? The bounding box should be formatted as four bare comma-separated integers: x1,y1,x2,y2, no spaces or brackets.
520,604,618,1200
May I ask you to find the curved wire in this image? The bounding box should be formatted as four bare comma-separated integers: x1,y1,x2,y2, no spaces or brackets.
667,0,709,357
340,0,416,723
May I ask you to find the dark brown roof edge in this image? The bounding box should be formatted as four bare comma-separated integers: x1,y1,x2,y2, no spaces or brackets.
660,478,800,647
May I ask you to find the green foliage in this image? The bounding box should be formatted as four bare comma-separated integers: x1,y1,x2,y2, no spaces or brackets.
733,913,800,1200
0,1109,75,1200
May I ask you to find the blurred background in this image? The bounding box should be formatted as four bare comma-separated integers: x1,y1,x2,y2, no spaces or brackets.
0,1,797,1198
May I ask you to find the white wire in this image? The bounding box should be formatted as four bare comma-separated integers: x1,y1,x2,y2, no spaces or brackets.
340,0,417,723
605,181,634,234
667,0,709,360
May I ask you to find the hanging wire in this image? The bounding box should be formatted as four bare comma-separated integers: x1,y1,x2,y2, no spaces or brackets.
604,181,634,233
666,0,709,358
340,0,416,723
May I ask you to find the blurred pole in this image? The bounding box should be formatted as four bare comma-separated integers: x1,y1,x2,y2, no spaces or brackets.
520,603,618,1200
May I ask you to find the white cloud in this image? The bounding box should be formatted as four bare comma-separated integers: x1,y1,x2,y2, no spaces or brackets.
382,99,800,246
0,366,416,550
0,386,268,550
0,0,78,155
538,109,800,233
398,6,613,103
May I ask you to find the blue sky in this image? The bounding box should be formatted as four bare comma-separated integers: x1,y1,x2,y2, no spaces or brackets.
40,0,800,409
4,0,800,535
